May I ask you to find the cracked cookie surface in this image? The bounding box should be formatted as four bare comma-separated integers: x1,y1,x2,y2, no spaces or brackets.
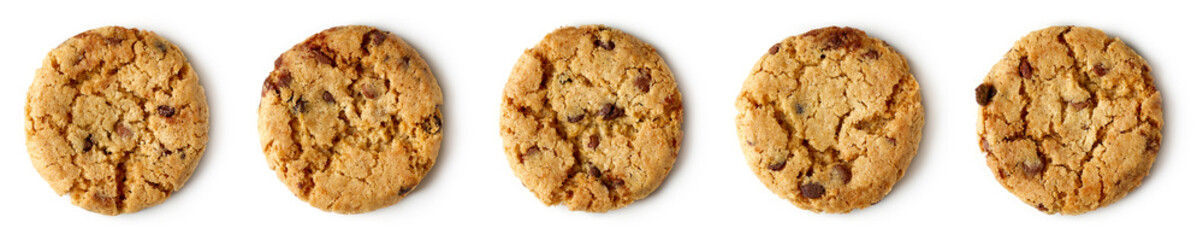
26,26,209,215
259,25,443,214
736,26,924,213
501,25,683,212
976,26,1161,215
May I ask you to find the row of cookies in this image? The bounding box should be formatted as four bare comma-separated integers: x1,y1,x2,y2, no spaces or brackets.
24,24,1160,216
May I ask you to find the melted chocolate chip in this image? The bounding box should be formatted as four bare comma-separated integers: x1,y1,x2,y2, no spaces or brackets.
1093,63,1108,76
322,91,335,103
82,135,94,152
862,49,880,60
293,98,307,113
767,159,787,171
157,105,176,118
310,45,334,66
594,40,615,50
1018,56,1033,79
278,71,292,87
976,83,996,106
1071,100,1091,110
799,182,825,199
588,135,600,149
598,103,624,120
566,114,584,123
832,164,852,184
1023,159,1045,176
634,69,651,93
769,43,781,54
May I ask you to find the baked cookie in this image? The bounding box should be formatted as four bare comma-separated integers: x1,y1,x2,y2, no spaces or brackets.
259,25,443,214
501,25,683,212
976,26,1161,215
736,26,924,213
26,26,209,215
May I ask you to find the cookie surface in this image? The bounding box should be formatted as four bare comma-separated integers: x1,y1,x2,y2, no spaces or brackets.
736,26,924,213
259,25,443,214
976,26,1161,215
501,25,683,212
26,26,209,215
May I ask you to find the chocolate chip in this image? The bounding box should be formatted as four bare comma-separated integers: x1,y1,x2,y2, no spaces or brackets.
157,105,176,118
1147,136,1160,152
155,42,167,53
566,114,584,123
598,103,624,120
322,91,335,103
794,103,805,114
589,166,602,178
310,45,334,66
371,30,387,45
603,175,625,189
1093,63,1108,76
768,43,781,54
981,138,992,153
82,135,94,152
634,69,651,93
293,98,307,113
831,164,852,184
1071,100,1091,110
163,149,173,156
105,37,123,45
115,123,131,137
1036,203,1048,212
1018,56,1033,79
862,49,880,60
588,135,600,149
767,159,787,171
799,182,825,199
262,77,278,97
397,186,412,196
594,40,615,50
362,86,378,99
975,83,996,106
426,115,443,134
1023,159,1045,176
524,146,539,158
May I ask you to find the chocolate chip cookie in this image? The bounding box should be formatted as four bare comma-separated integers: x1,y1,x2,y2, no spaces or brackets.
259,25,443,214
500,25,683,212
26,26,209,215
976,26,1161,215
736,26,924,213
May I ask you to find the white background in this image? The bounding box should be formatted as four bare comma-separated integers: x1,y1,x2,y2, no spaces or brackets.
1,0,1198,239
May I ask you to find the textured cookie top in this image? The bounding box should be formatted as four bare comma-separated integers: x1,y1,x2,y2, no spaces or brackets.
259,25,443,214
976,26,1161,215
501,25,683,212
26,26,209,215
736,27,924,213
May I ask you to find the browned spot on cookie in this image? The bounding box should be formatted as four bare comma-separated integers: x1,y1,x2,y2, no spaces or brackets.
767,159,787,171
274,55,284,69
82,134,94,152
768,43,781,54
1146,136,1161,152
1023,159,1045,177
831,164,852,184
1093,63,1108,76
588,134,600,149
598,103,624,120
634,69,652,93
566,113,584,123
862,49,880,60
322,91,335,103
976,83,996,106
594,39,615,50
664,95,682,113
115,123,132,137
800,182,825,199
157,105,176,118
1018,56,1033,79
818,27,864,51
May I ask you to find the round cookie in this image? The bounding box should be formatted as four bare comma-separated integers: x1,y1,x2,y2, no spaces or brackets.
26,26,209,215
259,25,443,214
735,26,924,213
976,26,1161,215
501,25,683,212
